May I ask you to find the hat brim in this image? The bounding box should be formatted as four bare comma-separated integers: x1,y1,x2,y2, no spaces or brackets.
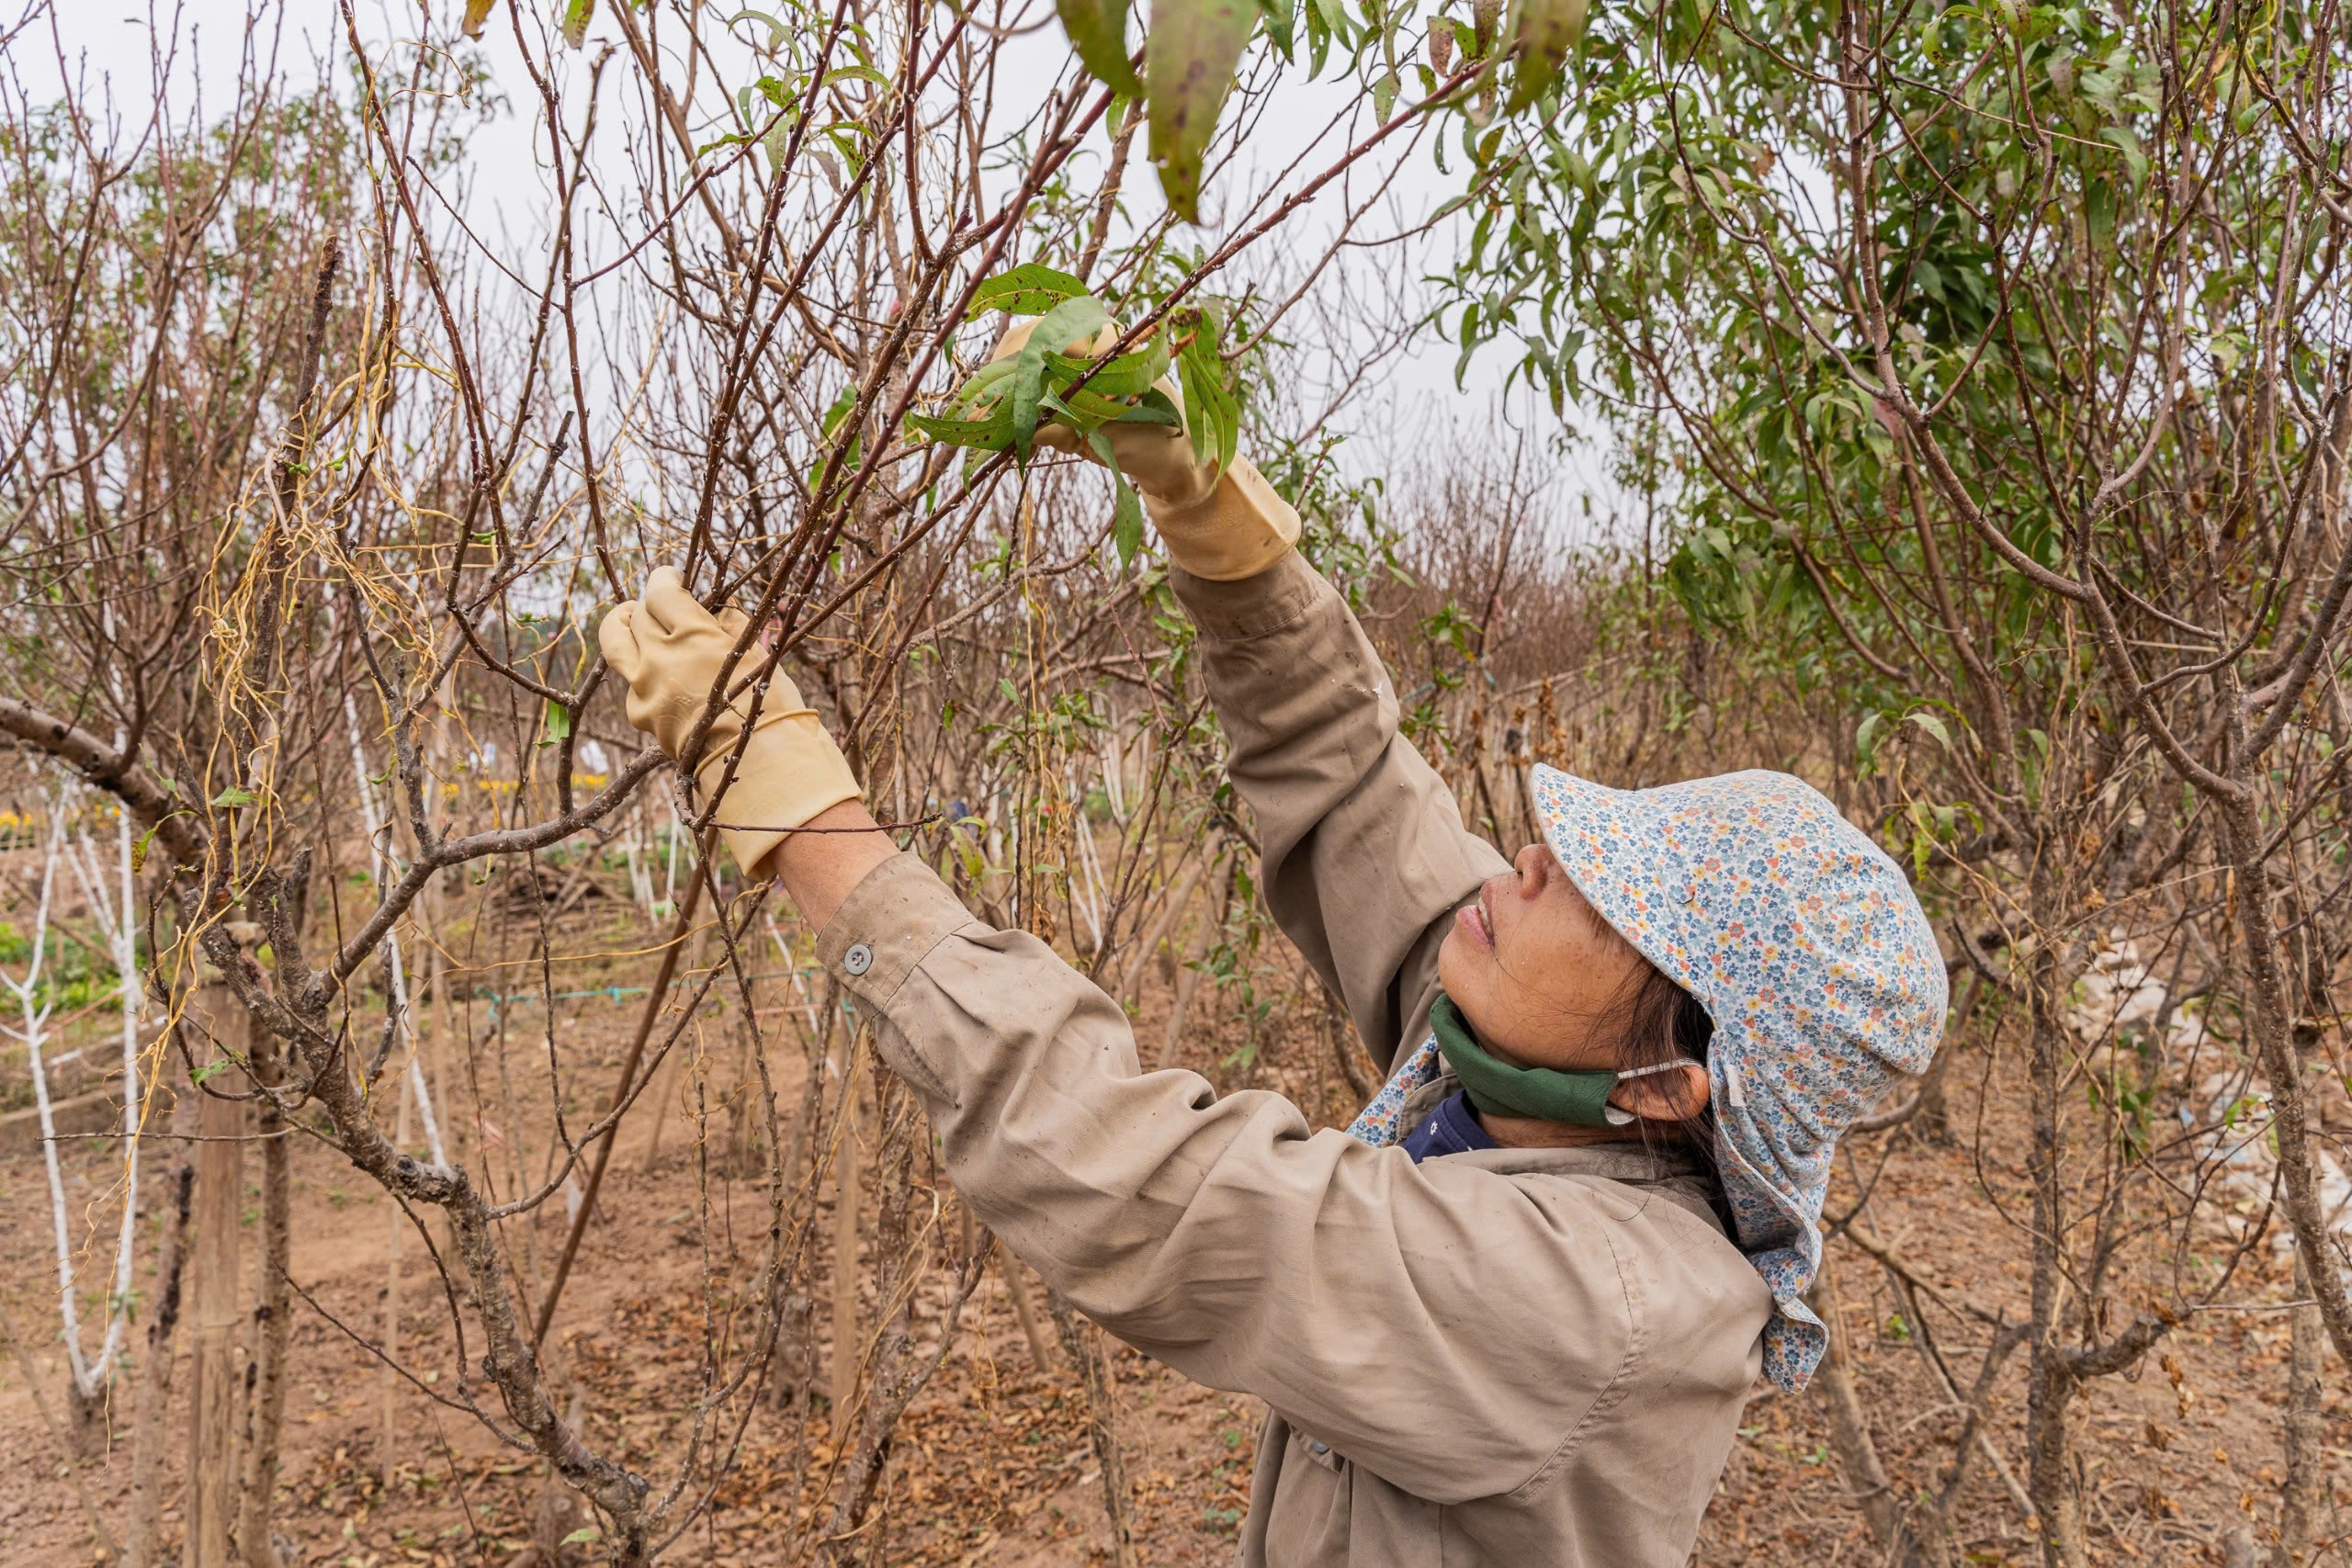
1525,763,1710,1010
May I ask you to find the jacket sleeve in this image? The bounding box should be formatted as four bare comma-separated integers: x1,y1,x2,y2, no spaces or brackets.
815,854,1761,1505
1170,553,1510,1069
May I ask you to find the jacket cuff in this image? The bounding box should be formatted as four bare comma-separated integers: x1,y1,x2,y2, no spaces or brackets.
815,852,980,1009
1168,548,1327,642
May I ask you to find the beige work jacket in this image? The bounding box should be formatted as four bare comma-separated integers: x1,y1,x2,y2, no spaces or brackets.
816,551,1773,1565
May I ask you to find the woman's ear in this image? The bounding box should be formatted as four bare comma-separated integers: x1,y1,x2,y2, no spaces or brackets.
1611,1062,1711,1123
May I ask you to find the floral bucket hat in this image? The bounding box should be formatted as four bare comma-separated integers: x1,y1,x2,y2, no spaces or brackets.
1530,765,1946,1390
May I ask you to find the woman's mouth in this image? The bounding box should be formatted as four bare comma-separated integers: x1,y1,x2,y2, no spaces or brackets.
1456,897,1494,950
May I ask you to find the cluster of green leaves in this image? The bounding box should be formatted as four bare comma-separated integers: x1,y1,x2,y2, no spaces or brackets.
1431,0,2334,847
910,264,1240,566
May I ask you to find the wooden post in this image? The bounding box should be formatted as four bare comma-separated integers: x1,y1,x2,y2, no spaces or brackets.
1000,1254,1057,1375
187,984,247,1568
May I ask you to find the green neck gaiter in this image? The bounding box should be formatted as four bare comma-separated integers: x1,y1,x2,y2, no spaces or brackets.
1430,991,1627,1129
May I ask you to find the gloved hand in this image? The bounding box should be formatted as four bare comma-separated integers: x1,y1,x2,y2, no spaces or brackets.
598,567,863,881
991,318,1300,581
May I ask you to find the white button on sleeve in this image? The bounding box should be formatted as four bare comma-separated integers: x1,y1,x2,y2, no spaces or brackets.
843,942,874,976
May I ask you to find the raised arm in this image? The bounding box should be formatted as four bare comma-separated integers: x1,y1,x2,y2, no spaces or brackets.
1171,555,1507,1067
988,315,1506,1063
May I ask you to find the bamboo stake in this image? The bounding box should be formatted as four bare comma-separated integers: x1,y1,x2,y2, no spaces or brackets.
187,983,247,1568
237,1028,293,1568
125,1100,196,1568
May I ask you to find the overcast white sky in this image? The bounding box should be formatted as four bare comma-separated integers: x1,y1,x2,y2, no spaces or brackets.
22,0,1609,533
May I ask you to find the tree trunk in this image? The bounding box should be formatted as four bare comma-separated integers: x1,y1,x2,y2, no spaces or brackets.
1809,1257,1911,1559
2022,964,2083,1568
381,1077,412,1490
2274,1251,2324,1566
1153,868,1229,1071
1048,1291,1136,1568
2222,796,2352,1368
1323,983,1379,1106
1118,848,1211,1010
63,1364,107,1460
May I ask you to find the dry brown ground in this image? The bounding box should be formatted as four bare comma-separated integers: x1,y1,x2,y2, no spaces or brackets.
0,899,2341,1567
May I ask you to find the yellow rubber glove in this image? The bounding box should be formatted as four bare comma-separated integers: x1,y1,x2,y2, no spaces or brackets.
989,318,1300,581
598,567,862,881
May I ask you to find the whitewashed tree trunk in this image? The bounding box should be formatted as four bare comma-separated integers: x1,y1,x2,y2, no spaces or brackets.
345,692,448,1164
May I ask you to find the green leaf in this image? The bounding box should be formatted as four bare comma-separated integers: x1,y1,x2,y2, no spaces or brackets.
210,786,259,809
1010,296,1111,461
2098,125,2148,186
1147,0,1259,223
560,0,596,49
1854,711,1883,766
1256,0,1296,59
1174,317,1240,476
727,7,786,51
546,700,573,741
906,404,1015,450
1114,387,1184,427
1057,0,1144,96
1082,426,1148,567
462,0,499,38
1507,0,1587,113
1905,711,1951,750
560,1527,602,1545
820,64,895,91
1113,479,1145,567
1046,337,1170,397
970,264,1091,318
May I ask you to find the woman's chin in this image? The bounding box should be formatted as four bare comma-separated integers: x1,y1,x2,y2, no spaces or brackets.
1434,929,1478,1003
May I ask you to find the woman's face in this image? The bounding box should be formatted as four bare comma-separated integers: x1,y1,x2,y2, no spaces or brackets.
1437,843,1652,1070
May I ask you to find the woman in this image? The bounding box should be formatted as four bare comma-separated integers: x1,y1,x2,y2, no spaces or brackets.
598,341,1945,1565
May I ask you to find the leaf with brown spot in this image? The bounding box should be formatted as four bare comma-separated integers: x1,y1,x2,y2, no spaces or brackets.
1146,0,1258,223
560,0,597,49
1507,0,1588,113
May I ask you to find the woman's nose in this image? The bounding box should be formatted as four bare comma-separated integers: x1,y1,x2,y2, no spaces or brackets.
1513,842,1549,891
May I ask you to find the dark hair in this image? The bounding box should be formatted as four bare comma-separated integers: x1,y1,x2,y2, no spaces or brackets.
1610,963,1726,1228
1608,961,1716,1142
1619,962,1714,1075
